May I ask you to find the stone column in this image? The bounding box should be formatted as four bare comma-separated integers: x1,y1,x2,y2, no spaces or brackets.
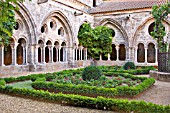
10,43,18,65
58,47,61,62
155,47,158,64
25,46,28,65
56,47,59,62
108,53,110,61
145,47,148,64
135,47,138,63
125,47,130,61
48,46,53,63
79,48,81,60
85,48,87,60
34,44,39,64
0,45,4,66
65,47,68,62
75,48,77,61
22,47,26,65
116,46,119,61
80,48,83,60
40,47,43,63
100,54,102,60
42,46,46,64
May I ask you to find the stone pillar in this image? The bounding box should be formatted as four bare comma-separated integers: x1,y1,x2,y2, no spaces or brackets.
58,47,61,62
75,48,77,61
48,46,53,63
125,47,130,61
79,48,81,61
85,48,87,60
135,47,138,63
34,44,39,64
56,47,58,62
22,47,26,65
116,46,119,61
40,47,43,63
0,45,4,66
65,47,68,62
155,47,158,64
25,46,28,65
145,47,148,64
80,48,83,60
100,54,102,60
10,44,18,65
42,46,46,64
108,53,110,61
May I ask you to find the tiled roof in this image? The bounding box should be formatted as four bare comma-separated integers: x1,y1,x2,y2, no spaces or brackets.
89,0,167,14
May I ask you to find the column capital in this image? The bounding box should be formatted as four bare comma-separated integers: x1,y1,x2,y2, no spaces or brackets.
10,43,18,49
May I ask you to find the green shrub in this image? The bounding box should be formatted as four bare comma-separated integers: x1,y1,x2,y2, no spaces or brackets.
46,73,56,81
35,77,46,82
82,66,102,81
123,62,136,70
0,79,6,86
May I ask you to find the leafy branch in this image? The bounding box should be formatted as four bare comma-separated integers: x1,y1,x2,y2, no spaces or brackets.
0,0,24,45
151,3,170,52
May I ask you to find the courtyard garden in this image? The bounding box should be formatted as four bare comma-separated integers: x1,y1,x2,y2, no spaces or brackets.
0,64,169,113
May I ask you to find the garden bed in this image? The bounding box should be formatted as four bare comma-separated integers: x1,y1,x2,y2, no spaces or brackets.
0,66,167,113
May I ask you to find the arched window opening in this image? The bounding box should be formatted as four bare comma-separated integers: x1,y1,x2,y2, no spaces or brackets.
147,43,155,63
53,41,59,62
60,42,66,62
110,29,115,37
14,22,19,30
93,0,96,7
111,44,117,61
137,43,145,63
119,44,126,60
58,27,64,36
45,40,52,63
148,22,165,36
102,54,107,60
41,24,47,33
4,45,12,65
38,40,44,63
17,38,26,65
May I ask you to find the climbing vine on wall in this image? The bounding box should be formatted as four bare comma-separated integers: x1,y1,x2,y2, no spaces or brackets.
0,0,23,45
151,2,170,52
78,22,112,59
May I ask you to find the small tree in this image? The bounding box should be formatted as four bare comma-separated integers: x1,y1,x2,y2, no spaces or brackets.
78,22,112,60
151,2,170,52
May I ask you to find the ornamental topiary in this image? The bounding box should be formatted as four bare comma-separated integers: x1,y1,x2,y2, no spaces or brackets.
82,65,102,81
123,62,136,70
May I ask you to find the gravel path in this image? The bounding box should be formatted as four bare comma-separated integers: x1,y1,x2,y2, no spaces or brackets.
0,71,169,112
0,94,114,113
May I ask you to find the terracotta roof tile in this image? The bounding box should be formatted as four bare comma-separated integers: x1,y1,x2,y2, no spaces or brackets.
89,0,167,14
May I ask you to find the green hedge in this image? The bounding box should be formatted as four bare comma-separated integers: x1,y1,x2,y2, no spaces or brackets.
0,86,169,113
32,77,155,97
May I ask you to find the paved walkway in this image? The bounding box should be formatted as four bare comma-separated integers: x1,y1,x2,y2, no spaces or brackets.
0,70,169,112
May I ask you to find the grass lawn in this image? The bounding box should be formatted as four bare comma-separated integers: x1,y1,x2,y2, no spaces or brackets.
7,80,33,89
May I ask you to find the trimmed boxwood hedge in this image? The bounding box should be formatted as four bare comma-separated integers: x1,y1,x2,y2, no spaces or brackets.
32,77,155,97
0,86,169,113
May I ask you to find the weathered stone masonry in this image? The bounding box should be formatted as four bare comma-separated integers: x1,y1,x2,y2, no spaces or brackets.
0,0,170,74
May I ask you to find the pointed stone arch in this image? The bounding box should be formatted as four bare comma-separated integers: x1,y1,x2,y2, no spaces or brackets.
99,18,129,46
40,10,74,47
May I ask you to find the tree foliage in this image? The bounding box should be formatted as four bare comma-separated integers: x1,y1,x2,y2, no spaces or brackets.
78,23,112,59
151,2,170,52
0,0,23,45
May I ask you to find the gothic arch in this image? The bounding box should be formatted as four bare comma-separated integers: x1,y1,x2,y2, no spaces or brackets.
40,10,74,47
99,18,129,46
132,16,170,47
17,3,37,44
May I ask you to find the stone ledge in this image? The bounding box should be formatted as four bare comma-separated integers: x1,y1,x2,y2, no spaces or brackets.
150,70,170,82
